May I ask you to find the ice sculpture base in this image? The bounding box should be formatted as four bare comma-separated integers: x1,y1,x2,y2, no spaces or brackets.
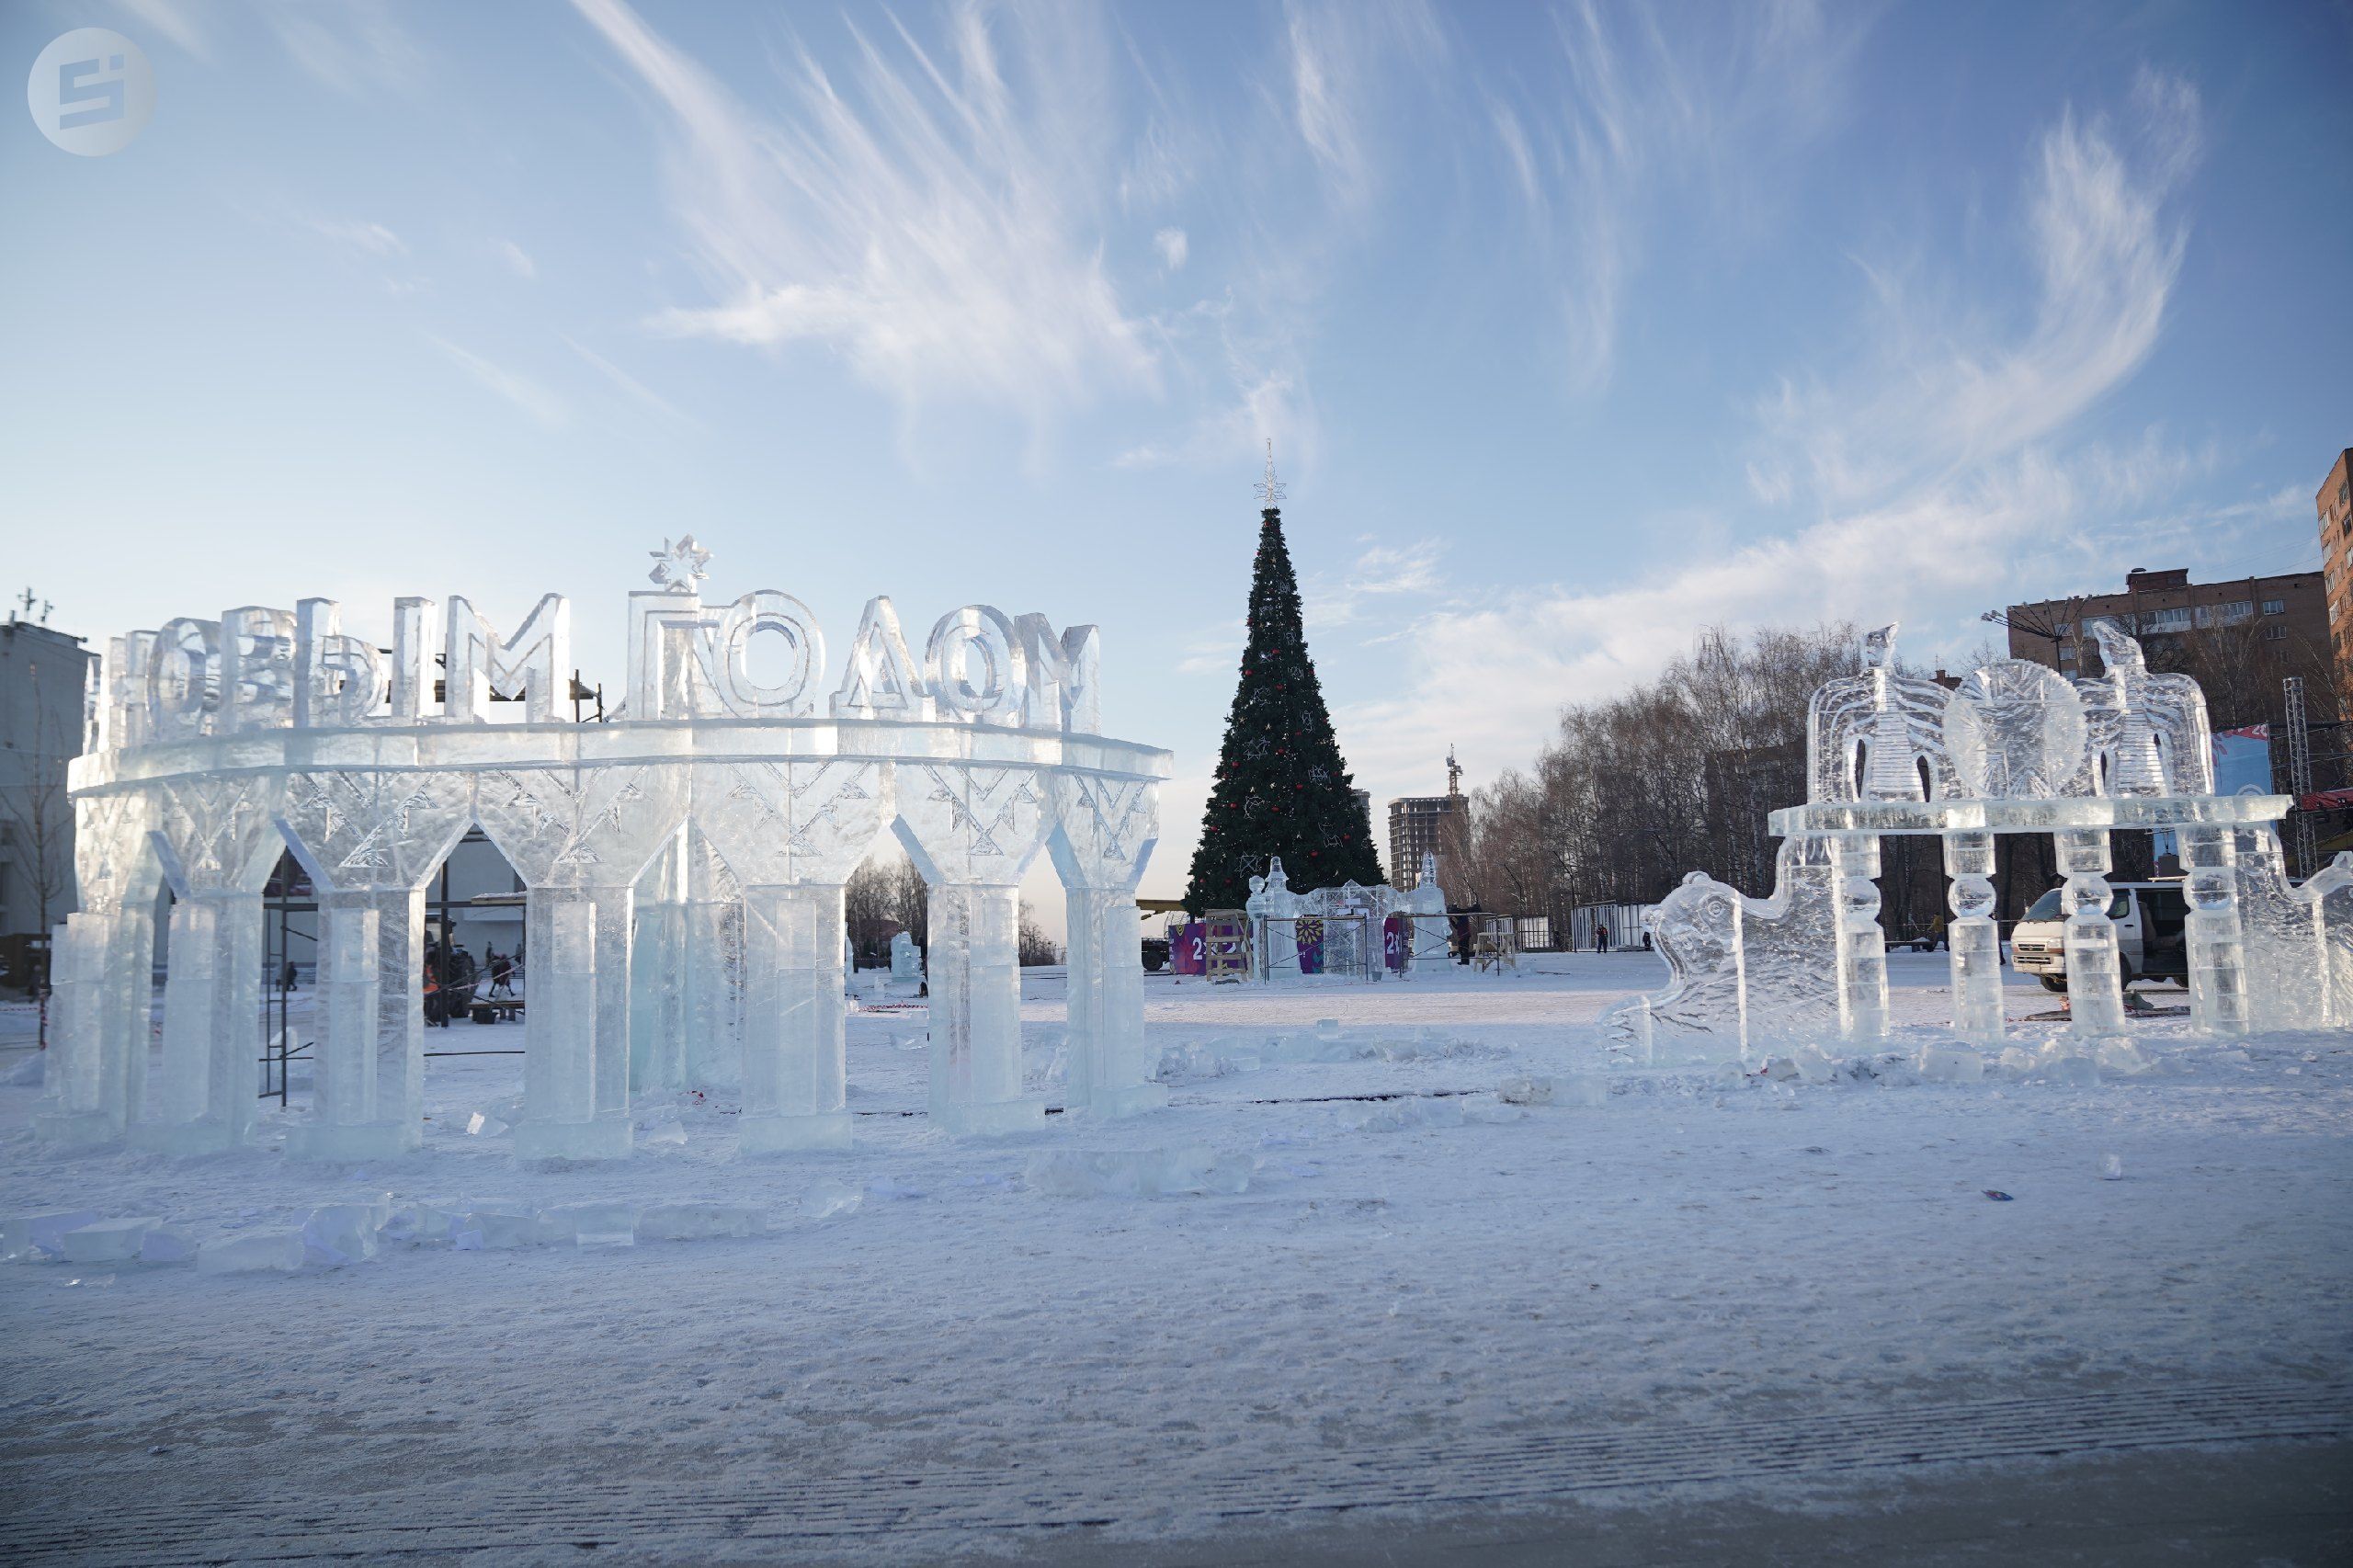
738,1112,854,1154
514,1119,634,1163
932,1098,1047,1137
1769,794,2290,837
1071,1082,1170,1119
130,1120,243,1157
32,1109,119,1149
285,1122,421,1163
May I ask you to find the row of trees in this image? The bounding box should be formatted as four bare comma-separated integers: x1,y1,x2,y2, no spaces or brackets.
1449,618,2345,937
842,848,1062,969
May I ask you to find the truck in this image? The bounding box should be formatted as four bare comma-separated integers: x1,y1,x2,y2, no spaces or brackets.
2006,881,2189,994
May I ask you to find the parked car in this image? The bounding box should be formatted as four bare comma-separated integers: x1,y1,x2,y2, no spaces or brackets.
2008,881,2189,993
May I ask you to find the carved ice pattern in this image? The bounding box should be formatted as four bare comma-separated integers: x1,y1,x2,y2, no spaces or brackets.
278,770,475,891
695,759,884,886
473,766,684,887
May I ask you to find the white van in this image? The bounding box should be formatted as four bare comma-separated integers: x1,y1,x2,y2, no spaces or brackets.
2008,881,2189,994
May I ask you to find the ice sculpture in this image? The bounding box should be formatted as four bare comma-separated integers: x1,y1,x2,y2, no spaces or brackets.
888,930,921,983
1242,857,1449,982
1404,854,1450,971
38,542,1171,1162
1615,622,2342,1064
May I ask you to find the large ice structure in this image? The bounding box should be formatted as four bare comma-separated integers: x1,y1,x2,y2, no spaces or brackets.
35,540,1171,1161
1239,854,1451,981
1614,623,2353,1062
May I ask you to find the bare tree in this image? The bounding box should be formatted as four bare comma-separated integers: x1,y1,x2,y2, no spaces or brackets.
844,846,930,970
1456,623,1859,932
1016,900,1061,967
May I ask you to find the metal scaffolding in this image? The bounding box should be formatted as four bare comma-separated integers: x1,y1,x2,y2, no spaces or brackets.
2285,676,2316,878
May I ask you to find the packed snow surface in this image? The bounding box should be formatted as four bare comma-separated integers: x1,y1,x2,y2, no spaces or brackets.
2,952,2347,1557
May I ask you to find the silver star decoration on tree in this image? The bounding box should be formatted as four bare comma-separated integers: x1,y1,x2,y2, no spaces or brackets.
648,535,713,595
1255,438,1285,508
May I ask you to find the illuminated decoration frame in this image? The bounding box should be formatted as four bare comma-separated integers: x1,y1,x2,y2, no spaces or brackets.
37,540,1172,1161
1614,623,2353,1064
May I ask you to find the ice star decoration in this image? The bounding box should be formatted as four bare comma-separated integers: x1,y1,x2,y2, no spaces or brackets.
647,535,712,595
1256,438,1286,509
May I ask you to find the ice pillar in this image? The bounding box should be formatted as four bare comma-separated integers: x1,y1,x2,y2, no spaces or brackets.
98,899,156,1133
373,887,427,1146
1830,835,1890,1042
629,835,687,1094
1063,885,1165,1119
287,888,426,1159
2180,824,2251,1038
30,915,111,1144
316,903,380,1121
683,872,742,1090
517,890,634,1160
2055,828,2128,1039
1941,831,2005,1045
738,883,852,1153
926,882,1042,1135
139,892,263,1153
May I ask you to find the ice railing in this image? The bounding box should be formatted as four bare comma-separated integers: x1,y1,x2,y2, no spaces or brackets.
1612,622,2352,1065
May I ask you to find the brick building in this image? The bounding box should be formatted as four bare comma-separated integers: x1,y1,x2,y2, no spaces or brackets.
2003,565,2328,687
2319,447,2353,690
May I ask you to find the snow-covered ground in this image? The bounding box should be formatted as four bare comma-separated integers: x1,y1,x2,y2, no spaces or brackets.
3,952,2348,1562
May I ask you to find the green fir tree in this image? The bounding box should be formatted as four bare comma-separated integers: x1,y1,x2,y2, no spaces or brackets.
1184,449,1384,911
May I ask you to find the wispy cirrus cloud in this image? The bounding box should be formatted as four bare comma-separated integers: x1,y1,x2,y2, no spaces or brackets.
1304,539,1448,631
570,0,1155,432
564,336,699,432
431,338,568,431
1342,72,2211,789
264,0,422,94
306,217,406,257
1490,0,1867,394
1285,0,1444,210
1752,65,2205,508
116,0,210,59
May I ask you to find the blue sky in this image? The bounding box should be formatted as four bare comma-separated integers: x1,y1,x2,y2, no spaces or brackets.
6,0,2349,911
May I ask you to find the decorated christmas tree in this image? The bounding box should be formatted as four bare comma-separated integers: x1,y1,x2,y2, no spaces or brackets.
1183,445,1385,911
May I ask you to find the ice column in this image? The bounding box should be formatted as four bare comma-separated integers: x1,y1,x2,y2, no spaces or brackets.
895,762,1051,1135
1063,885,1164,1118
693,757,888,1154
683,836,743,1089
474,765,686,1161
142,893,264,1153
1047,772,1165,1119
2055,828,2128,1038
517,889,635,1160
312,903,380,1131
629,832,688,1093
1941,831,2005,1045
1830,835,1890,1041
94,898,157,1135
738,883,852,1152
29,915,108,1144
924,882,1041,1134
276,771,472,1160
2178,824,2250,1038
37,788,163,1147
1406,854,1450,974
